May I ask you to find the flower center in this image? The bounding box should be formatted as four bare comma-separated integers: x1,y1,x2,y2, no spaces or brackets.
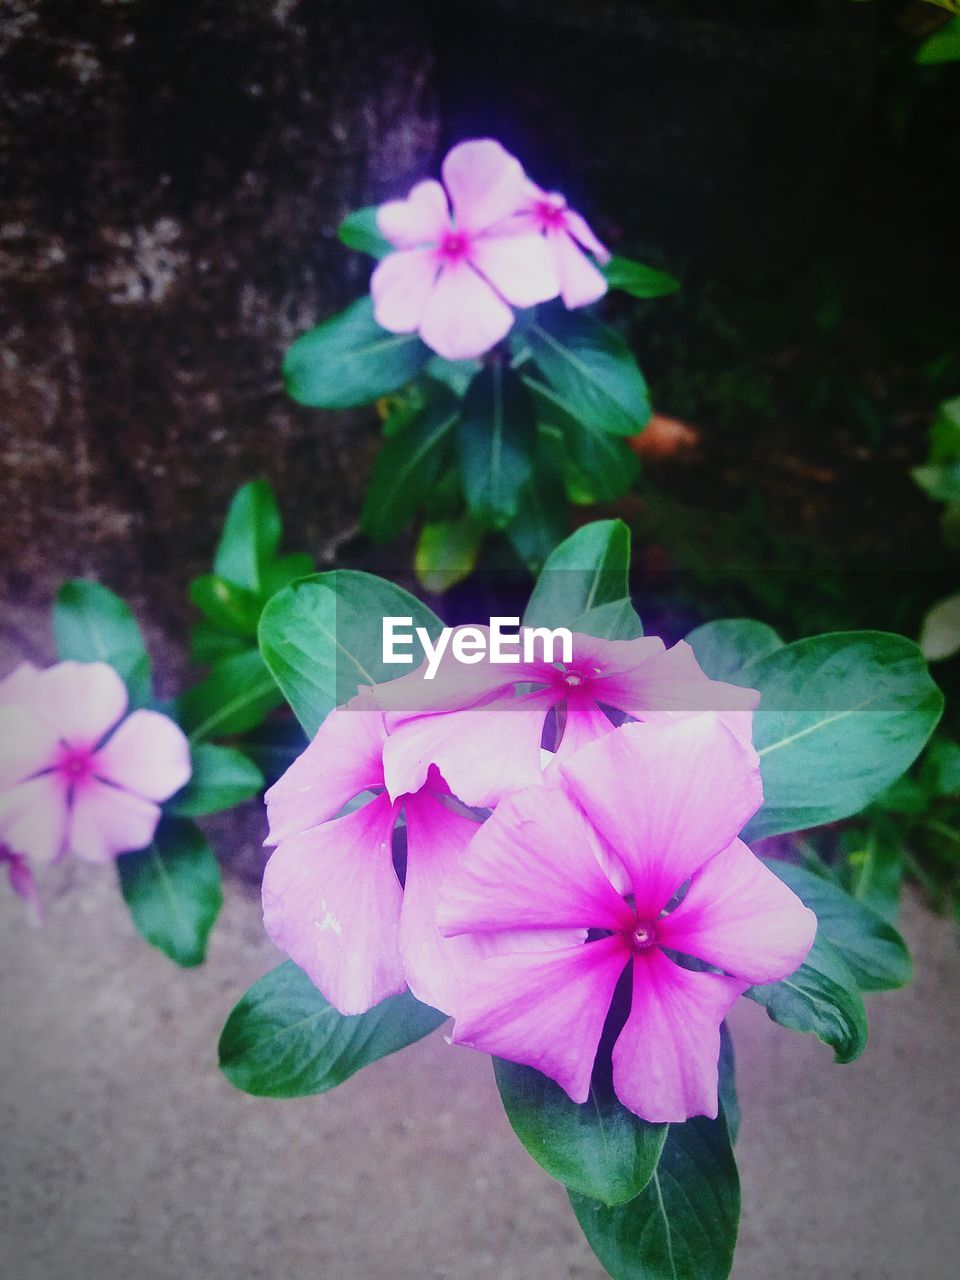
563,671,586,688
630,919,658,951
437,229,471,264
534,198,567,230
55,745,95,790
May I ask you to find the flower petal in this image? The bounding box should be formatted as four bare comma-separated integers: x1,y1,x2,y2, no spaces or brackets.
441,139,526,234
68,780,161,862
265,703,387,844
561,716,763,917
0,661,42,704
657,839,817,983
370,247,439,334
553,228,608,308
376,178,450,248
382,688,551,807
0,705,62,789
94,709,192,802
418,261,514,360
439,783,634,937
261,792,405,1015
450,935,630,1103
20,661,128,748
3,850,43,926
563,207,610,263
398,791,482,1014
0,774,69,864
599,639,759,718
469,232,559,308
612,948,746,1123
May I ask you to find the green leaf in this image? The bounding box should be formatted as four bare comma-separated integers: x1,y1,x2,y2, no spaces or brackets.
177,648,284,742
570,1114,739,1280
189,621,252,666
259,571,443,735
532,387,639,504
167,743,264,817
920,592,960,661
524,519,631,629
911,462,960,505
117,818,222,967
425,354,481,397
457,365,535,529
414,516,486,593
525,306,650,437
361,398,458,544
847,815,904,924
505,471,569,575
916,15,960,65
53,580,152,706
766,858,911,992
602,254,680,299
739,632,943,841
718,1024,739,1145
747,935,868,1064
572,598,645,640
925,738,960,795
283,297,430,409
494,1058,666,1207
337,205,392,258
212,479,282,595
189,574,262,637
261,552,315,599
685,618,784,682
218,961,446,1097
240,718,308,788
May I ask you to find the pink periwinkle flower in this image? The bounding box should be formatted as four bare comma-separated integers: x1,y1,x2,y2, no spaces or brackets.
263,694,498,1016
515,180,611,308
0,661,191,873
438,716,817,1124
371,139,560,361
375,630,759,809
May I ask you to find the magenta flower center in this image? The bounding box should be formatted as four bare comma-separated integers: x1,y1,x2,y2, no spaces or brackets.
534,198,567,231
437,229,472,264
630,919,659,952
54,744,96,790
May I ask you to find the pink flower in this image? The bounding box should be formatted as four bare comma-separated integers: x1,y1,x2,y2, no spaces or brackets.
376,630,760,808
262,695,486,1016
0,661,191,869
438,716,817,1123
515,181,611,308
1,842,42,926
371,139,560,361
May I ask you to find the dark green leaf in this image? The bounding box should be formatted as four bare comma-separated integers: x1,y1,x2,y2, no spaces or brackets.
337,205,392,258
53,580,152,706
925,739,960,796
494,1058,666,1207
218,961,446,1097
189,574,262,637
847,815,904,924
505,473,569,575
532,388,639,504
685,618,784,683
915,15,960,65
261,552,315,599
570,1114,739,1280
117,818,222,967
259,571,443,735
602,254,680,299
425,354,482,397
212,479,282,594
766,858,911,992
240,718,308,788
189,621,252,666
178,648,284,741
524,519,631,629
283,297,429,409
746,934,868,1064
457,365,535,529
572,598,645,641
525,306,650,437
414,516,486,594
361,397,458,543
167,743,264,817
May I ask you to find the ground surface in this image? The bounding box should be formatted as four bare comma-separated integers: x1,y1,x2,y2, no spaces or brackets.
1,858,957,1280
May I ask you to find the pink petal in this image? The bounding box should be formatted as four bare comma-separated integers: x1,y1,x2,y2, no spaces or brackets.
657,839,817,983
600,639,760,718
375,628,534,718
68,779,161,862
376,178,450,248
261,792,405,1016
563,207,610,263
612,948,746,1123
265,703,387,844
0,774,69,864
418,261,514,360
553,228,608,309
450,935,630,1103
4,851,43,926
0,661,42,704
439,783,634,937
553,694,617,761
561,716,763,917
22,661,128,748
469,231,560,308
441,139,527,234
0,705,62,789
398,791,483,1014
94,709,191,802
370,247,439,334
382,688,552,807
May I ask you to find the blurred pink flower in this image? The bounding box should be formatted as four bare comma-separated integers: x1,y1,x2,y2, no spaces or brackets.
516,181,611,307
371,139,559,360
376,630,759,808
439,716,817,1123
0,661,191,874
1,842,42,926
